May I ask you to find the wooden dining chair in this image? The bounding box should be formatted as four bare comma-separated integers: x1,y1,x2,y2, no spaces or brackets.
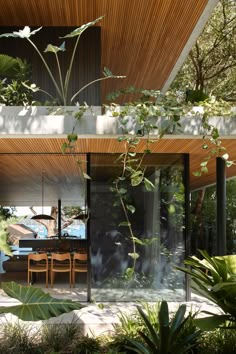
50,252,72,288
72,252,88,287
28,253,49,287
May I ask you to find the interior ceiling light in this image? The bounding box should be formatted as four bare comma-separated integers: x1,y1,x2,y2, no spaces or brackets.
31,171,55,221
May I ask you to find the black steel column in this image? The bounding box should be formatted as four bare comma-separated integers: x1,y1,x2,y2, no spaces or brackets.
216,157,226,256
86,153,91,302
58,199,61,239
184,154,191,301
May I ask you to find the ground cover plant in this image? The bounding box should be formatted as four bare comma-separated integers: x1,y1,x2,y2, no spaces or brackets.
1,298,236,353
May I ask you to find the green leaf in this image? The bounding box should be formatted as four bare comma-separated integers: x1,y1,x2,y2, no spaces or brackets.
194,314,230,331
201,166,208,173
0,282,84,321
200,161,208,167
131,171,144,186
125,267,134,279
0,54,20,77
67,134,78,143
128,252,139,260
226,160,234,167
97,303,105,310
61,16,104,38
131,236,145,245
144,177,155,191
126,204,136,213
193,171,202,177
44,42,66,53
222,153,229,160
137,306,160,347
22,82,40,92
0,234,12,256
168,204,175,214
119,221,131,227
169,304,186,335
61,142,68,153
118,188,127,195
103,66,126,79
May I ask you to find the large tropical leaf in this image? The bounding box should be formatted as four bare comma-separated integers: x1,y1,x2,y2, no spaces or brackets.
0,54,20,78
61,16,104,38
0,282,84,321
44,42,66,54
194,314,231,331
177,251,236,322
0,26,42,39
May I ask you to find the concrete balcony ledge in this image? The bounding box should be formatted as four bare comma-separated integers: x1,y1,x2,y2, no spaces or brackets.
0,106,235,138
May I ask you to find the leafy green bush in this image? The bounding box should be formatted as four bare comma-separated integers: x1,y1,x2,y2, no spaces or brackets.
40,318,81,353
107,302,160,353
0,321,41,354
197,328,236,354
0,54,35,105
71,334,101,354
125,301,201,354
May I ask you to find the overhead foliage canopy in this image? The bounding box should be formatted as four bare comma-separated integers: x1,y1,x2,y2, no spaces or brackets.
171,0,236,102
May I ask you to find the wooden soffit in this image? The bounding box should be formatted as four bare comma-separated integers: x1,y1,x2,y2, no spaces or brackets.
1,136,236,194
0,0,213,102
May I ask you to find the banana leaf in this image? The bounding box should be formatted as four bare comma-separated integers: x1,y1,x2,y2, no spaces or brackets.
0,281,84,321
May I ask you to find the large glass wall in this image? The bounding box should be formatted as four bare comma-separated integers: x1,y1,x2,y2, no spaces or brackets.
90,153,186,301
0,153,87,291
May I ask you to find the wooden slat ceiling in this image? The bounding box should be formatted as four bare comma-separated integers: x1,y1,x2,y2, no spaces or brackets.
1,137,236,196
0,0,209,103
0,0,228,206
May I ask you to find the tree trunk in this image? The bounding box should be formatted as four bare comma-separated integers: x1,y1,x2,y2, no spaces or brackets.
47,206,57,237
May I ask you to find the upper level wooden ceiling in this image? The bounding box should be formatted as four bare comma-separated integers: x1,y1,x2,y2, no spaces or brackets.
0,0,211,103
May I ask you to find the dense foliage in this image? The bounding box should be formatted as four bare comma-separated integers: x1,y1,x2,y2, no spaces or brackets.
191,179,236,255
171,0,236,102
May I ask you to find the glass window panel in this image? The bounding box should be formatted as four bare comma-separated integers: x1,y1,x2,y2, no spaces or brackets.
90,153,186,301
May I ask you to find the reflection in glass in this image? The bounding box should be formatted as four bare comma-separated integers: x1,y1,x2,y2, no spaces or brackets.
90,153,186,301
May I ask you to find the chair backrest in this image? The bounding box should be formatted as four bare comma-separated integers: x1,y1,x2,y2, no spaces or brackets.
28,253,48,267
74,253,87,262
73,252,87,269
51,252,71,268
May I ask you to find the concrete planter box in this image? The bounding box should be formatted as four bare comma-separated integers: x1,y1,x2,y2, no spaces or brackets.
0,106,235,137
0,106,118,136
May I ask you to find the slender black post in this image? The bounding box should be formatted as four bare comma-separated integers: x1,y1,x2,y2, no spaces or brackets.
58,199,61,239
86,153,91,302
216,157,226,256
184,154,191,301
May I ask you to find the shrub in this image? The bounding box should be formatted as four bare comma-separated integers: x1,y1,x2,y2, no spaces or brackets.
125,301,201,354
71,334,101,353
0,321,41,354
40,318,81,353
197,328,236,354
